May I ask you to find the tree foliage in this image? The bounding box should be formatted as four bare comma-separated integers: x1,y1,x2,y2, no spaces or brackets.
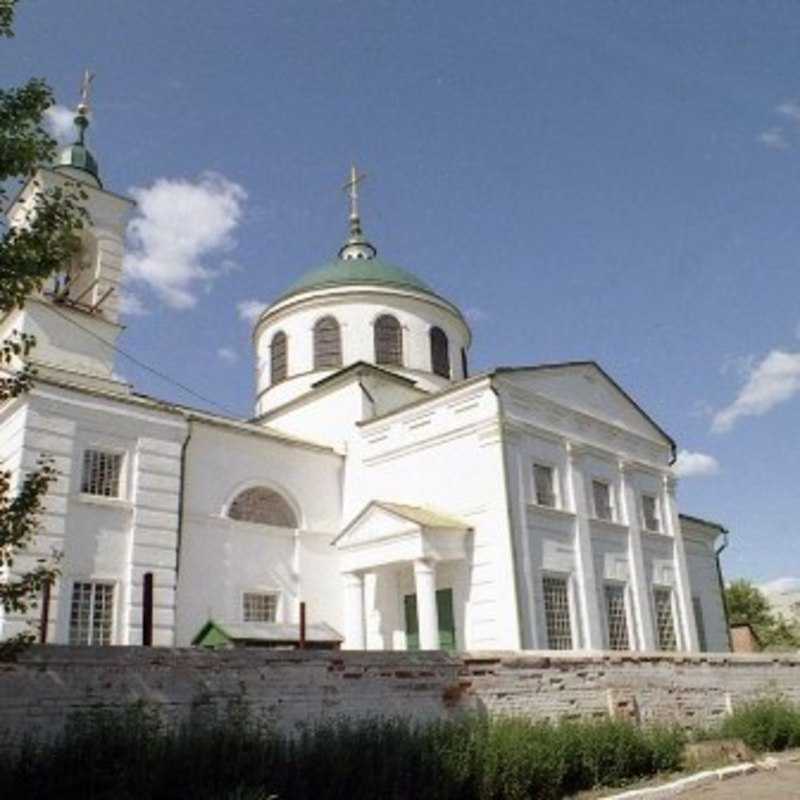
726,579,800,651
1,0,87,645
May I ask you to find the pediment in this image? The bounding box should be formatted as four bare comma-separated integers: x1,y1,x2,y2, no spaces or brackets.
335,504,423,549
497,363,673,448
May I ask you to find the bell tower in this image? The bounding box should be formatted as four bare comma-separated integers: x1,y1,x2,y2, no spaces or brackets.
1,73,135,392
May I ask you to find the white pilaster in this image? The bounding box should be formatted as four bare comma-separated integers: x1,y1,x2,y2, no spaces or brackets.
566,443,603,650
662,476,700,651
413,559,440,650
343,572,366,649
619,462,656,650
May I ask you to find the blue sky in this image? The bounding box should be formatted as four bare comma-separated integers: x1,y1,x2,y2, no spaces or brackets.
4,1,800,584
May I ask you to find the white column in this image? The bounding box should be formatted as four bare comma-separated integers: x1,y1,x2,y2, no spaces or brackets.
343,572,366,650
413,559,440,650
662,476,700,652
566,443,603,650
619,462,656,650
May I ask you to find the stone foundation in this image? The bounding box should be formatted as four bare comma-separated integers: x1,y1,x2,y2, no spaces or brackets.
1,646,798,742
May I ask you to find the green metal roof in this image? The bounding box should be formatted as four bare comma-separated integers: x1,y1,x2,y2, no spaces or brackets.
278,257,437,302
54,142,101,186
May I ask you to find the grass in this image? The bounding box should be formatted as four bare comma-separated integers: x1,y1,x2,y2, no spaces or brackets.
0,698,798,800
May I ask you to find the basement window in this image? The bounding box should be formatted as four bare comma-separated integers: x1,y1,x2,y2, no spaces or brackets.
243,592,279,623
81,450,123,498
69,581,115,645
542,575,573,649
654,587,678,651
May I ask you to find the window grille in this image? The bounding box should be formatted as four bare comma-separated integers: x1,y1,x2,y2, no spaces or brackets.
604,584,630,650
69,581,114,645
693,596,707,652
543,575,573,649
81,450,122,497
592,480,613,521
642,494,660,532
533,464,557,507
313,316,342,369
270,332,288,384
243,592,278,623
374,315,402,366
654,588,677,651
429,326,450,378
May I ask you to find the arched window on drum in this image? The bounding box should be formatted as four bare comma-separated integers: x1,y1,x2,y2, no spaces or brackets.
227,486,298,528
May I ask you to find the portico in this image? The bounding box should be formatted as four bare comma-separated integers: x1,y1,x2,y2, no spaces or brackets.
335,502,471,650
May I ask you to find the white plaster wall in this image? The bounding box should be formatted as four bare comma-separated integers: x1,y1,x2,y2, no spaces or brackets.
174,420,343,645
684,533,729,652
253,287,470,415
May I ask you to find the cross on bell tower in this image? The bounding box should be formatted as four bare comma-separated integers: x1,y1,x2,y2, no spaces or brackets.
338,164,377,261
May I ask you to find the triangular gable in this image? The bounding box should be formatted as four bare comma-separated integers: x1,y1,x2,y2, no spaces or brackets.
495,362,674,452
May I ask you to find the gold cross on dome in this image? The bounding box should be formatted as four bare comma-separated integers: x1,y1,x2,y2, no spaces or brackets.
79,69,95,111
343,164,366,220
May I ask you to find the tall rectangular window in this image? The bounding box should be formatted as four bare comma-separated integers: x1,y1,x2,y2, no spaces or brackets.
641,494,660,532
604,584,630,650
654,587,677,651
693,596,707,652
592,480,613,521
533,464,557,508
243,592,278,623
542,575,573,649
81,450,122,498
69,581,114,645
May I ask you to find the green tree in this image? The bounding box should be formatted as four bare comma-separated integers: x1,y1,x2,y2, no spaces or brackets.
1,0,87,645
726,579,800,652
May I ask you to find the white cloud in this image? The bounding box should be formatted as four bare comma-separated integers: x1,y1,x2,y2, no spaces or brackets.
237,299,268,324
217,347,238,365
673,449,720,478
712,350,800,432
760,576,800,595
758,127,789,150
777,99,800,123
124,172,247,309
43,104,78,144
464,306,489,323
118,290,148,316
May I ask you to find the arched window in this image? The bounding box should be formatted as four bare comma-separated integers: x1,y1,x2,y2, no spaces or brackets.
313,316,342,369
270,332,287,385
374,314,402,366
461,347,469,379
228,486,298,528
430,326,450,378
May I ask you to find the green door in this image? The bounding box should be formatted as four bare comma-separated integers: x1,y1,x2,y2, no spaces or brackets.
403,588,456,651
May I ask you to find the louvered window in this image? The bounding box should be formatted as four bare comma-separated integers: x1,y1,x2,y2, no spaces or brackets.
313,316,342,369
693,596,707,652
81,450,122,497
228,487,298,528
374,315,402,366
605,584,630,650
592,480,613,521
243,592,278,623
270,332,288,385
69,581,114,645
654,588,678,651
642,494,660,532
543,575,573,649
533,464,557,507
430,326,450,378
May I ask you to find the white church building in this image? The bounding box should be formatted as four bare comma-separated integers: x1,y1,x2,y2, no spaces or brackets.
0,105,731,654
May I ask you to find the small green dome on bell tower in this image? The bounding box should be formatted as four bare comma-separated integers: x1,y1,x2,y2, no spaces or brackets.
53,70,102,188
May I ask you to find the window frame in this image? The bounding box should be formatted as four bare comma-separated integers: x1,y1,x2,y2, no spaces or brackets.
373,314,403,367
241,589,281,623
641,493,661,532
429,326,451,378
692,595,708,652
227,486,299,528
533,462,559,509
270,331,288,385
541,572,574,650
79,447,126,501
591,478,614,522
653,585,679,651
68,579,116,646
603,582,632,651
312,315,342,370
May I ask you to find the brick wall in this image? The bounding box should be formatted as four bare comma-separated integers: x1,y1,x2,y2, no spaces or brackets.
1,646,798,743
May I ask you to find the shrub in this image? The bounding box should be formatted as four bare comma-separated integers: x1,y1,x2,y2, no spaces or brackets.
717,697,800,752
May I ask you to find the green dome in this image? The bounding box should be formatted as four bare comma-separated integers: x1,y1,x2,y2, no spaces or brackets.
54,142,101,186
279,257,437,301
